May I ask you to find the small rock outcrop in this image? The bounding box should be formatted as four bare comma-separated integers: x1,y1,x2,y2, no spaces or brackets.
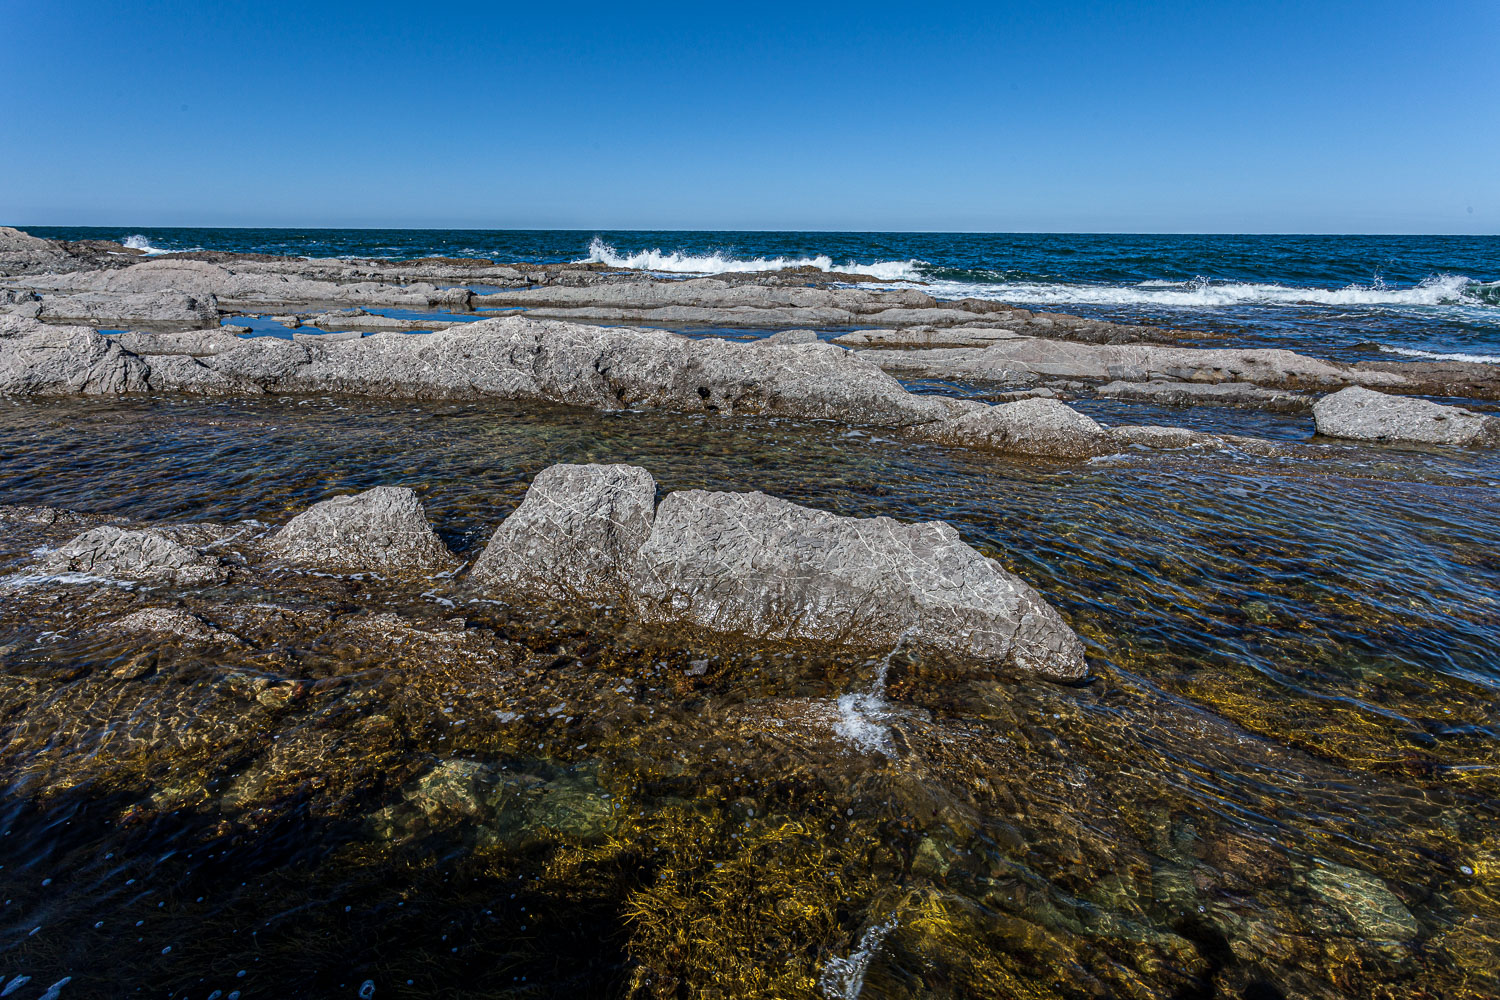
267,486,457,574
922,397,1114,459
110,607,245,645
1312,386,1500,446
469,463,656,598
37,526,227,585
471,464,1086,679
0,316,151,395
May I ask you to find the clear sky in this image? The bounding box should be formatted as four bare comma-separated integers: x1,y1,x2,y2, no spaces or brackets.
4,0,1496,233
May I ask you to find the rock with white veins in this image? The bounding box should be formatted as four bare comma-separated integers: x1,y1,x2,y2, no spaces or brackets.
470,463,657,599
1312,386,1500,446
268,486,458,574
36,526,227,586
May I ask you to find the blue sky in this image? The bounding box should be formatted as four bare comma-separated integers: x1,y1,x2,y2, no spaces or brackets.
4,0,1496,233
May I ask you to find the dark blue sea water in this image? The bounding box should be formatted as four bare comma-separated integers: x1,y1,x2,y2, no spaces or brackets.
29,227,1500,362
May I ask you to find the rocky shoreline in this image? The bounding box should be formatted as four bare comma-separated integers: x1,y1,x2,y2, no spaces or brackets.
3,225,1498,999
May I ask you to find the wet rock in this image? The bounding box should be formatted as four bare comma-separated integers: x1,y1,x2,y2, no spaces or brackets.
470,463,656,599
1302,861,1419,943
369,758,617,846
108,607,245,646
631,483,1086,679
1096,379,1312,412
0,315,151,395
1312,386,1500,446
267,486,457,574
36,525,227,586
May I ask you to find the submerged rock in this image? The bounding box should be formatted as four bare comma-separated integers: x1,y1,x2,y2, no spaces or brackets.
36,525,227,586
267,485,457,574
470,463,656,598
1302,861,1419,944
109,607,245,646
922,397,1113,459
1312,386,1500,446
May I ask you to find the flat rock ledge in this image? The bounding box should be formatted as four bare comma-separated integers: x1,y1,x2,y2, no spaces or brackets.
470,463,1087,680
1096,379,1312,412
267,486,459,574
0,314,1266,462
1312,387,1500,446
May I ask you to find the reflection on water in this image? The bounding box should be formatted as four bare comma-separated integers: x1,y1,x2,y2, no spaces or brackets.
0,395,1497,998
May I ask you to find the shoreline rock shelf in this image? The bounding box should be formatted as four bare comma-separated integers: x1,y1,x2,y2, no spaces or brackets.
0,313,1272,460
17,465,1089,680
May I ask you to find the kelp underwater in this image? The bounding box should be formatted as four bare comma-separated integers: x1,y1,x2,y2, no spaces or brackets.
0,395,1497,1000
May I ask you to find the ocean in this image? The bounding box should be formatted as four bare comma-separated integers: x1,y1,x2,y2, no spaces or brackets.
28,227,1500,364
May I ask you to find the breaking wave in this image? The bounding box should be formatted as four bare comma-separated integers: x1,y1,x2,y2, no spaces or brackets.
903,272,1490,309
1376,345,1500,364
579,237,923,281
121,234,175,255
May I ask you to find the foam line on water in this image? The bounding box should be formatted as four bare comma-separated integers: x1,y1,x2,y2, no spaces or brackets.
895,273,1489,309
578,237,923,280
1376,345,1500,364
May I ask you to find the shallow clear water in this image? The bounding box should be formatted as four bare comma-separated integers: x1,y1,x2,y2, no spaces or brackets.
0,394,1497,998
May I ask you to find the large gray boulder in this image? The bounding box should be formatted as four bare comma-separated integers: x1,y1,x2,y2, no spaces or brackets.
470,463,1085,679
631,488,1086,679
469,463,656,598
36,525,227,585
267,486,457,574
0,315,151,395
1313,386,1500,446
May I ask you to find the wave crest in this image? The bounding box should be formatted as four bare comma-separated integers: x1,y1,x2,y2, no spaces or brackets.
578,237,922,280
902,272,1487,309
122,234,173,255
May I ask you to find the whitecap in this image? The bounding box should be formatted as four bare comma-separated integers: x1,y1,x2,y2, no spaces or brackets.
1375,345,1500,364
883,272,1491,311
577,237,923,281
122,235,175,255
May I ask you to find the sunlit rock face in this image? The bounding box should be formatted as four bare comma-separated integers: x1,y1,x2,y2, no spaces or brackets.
471,462,1086,679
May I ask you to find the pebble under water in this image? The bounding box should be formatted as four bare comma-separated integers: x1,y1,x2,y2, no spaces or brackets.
0,393,1497,999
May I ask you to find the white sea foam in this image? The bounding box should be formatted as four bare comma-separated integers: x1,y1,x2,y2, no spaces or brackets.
122,234,174,255
819,915,900,999
830,630,915,757
900,272,1486,309
578,237,923,281
1376,345,1500,364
